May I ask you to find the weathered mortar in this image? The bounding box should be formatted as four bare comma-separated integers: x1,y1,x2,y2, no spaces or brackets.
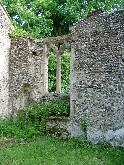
0,4,124,147
8,38,44,115
46,116,70,139
70,10,124,147
0,3,12,117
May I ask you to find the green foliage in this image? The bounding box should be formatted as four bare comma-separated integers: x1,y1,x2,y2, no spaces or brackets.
2,0,53,38
2,0,124,37
81,118,88,141
48,51,70,93
0,119,20,138
48,53,56,92
62,51,70,92
81,118,88,135
0,97,70,139
9,27,28,37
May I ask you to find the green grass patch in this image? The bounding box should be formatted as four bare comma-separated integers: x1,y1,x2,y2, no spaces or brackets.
0,136,124,165
0,97,124,165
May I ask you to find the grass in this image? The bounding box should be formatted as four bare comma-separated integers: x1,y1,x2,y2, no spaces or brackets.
0,99,124,165
0,136,124,165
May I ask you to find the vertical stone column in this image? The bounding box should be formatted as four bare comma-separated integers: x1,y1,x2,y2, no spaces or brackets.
70,42,75,118
56,53,61,94
0,3,13,117
43,44,48,94
0,33,10,117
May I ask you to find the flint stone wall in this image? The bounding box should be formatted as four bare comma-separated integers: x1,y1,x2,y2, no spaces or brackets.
8,38,44,115
0,3,11,116
70,11,124,147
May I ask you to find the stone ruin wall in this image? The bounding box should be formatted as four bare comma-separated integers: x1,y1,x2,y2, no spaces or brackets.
8,38,45,116
70,11,124,147
0,3,47,117
0,3,11,116
0,3,124,147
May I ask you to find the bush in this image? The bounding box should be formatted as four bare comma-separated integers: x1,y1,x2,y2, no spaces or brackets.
9,27,28,37
0,97,70,139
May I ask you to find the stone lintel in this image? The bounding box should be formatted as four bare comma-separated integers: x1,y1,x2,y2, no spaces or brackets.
43,35,70,45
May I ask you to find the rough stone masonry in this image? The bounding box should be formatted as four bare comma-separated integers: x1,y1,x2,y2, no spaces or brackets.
0,3,12,116
0,2,124,147
70,10,124,147
8,38,44,116
0,3,45,117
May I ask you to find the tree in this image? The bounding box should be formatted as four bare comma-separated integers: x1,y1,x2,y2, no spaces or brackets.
2,0,124,38
2,0,53,38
